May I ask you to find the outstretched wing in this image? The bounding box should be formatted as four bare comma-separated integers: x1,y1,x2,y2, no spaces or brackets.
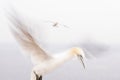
6,10,51,63
80,40,110,59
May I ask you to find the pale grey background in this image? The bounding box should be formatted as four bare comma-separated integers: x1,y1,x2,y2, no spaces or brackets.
1,43,120,80
1,0,120,80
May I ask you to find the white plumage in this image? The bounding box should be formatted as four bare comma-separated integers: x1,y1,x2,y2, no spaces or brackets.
7,11,86,80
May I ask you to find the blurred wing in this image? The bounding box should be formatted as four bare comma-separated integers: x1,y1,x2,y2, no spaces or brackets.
6,10,51,61
80,41,110,59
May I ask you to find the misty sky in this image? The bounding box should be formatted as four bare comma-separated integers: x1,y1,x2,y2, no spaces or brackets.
0,0,120,80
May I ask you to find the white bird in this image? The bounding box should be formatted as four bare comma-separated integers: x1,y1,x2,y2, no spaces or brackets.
7,11,86,80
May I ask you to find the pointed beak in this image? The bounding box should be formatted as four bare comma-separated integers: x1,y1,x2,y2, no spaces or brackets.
78,55,85,69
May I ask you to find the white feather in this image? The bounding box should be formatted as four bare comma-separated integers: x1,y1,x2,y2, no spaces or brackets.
7,10,86,80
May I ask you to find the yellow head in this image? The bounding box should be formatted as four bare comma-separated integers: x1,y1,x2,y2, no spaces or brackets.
70,47,85,68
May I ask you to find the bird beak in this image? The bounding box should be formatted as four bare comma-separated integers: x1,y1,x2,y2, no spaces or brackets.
78,55,85,69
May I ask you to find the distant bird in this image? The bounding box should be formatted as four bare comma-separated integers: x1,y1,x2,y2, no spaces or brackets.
44,20,69,28
7,11,86,80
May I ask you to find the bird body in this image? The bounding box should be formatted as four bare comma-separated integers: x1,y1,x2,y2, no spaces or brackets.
30,48,84,80
7,11,86,80
31,47,84,74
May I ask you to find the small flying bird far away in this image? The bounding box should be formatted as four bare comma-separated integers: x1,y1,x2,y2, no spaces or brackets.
45,20,69,28
7,11,86,80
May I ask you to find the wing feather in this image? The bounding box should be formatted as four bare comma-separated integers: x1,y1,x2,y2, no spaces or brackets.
7,11,51,61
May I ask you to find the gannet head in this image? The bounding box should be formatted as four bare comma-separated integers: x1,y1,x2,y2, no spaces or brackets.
70,47,86,68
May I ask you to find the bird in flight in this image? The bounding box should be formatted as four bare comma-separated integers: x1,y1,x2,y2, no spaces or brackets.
44,20,69,28
7,11,86,80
